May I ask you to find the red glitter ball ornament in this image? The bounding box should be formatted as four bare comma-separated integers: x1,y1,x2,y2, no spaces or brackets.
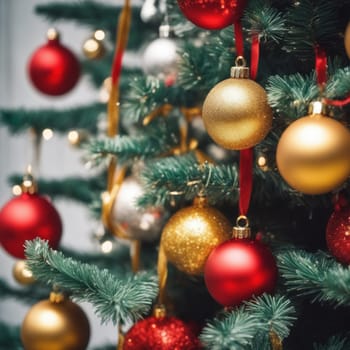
204,238,278,306
0,193,62,259
326,204,350,265
123,315,201,350
28,29,80,96
177,0,246,30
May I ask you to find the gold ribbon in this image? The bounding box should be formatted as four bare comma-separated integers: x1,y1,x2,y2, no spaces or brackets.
157,241,168,306
131,240,141,273
143,104,202,126
102,0,132,237
106,0,131,187
116,324,125,350
270,330,283,350
101,165,129,239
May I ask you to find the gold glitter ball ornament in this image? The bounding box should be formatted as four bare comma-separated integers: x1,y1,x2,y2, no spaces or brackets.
161,196,231,275
12,260,36,285
276,102,350,195
21,292,90,350
202,58,272,150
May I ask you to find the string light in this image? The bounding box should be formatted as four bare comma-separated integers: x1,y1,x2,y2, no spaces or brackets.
42,128,54,140
12,185,22,196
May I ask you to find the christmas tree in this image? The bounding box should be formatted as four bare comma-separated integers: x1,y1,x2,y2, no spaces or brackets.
0,0,350,349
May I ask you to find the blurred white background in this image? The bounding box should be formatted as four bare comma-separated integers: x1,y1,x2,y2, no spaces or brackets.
0,0,123,346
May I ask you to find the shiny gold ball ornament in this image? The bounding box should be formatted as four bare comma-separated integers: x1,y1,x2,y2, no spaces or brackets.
12,260,36,285
202,57,273,150
345,22,350,59
161,196,232,275
276,101,350,195
82,30,106,60
21,292,90,350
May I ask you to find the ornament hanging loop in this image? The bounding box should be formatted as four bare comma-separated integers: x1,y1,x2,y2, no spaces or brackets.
235,55,246,67
231,56,249,78
232,215,251,239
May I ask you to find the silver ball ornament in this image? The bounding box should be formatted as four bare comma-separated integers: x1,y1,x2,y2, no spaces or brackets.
110,176,166,241
142,25,178,82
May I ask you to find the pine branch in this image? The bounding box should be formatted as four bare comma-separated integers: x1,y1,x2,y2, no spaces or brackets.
266,73,319,120
313,335,350,350
0,278,49,303
88,118,179,165
138,153,239,207
83,56,143,89
177,42,217,93
0,103,104,134
245,294,296,340
282,0,344,60
277,249,350,307
201,309,261,350
24,239,159,325
325,66,350,100
200,295,296,350
35,2,158,50
138,151,333,212
8,175,104,205
244,0,286,43
0,322,22,350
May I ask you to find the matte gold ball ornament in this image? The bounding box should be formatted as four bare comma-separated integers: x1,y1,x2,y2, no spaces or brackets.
202,57,273,150
276,101,350,195
21,292,90,350
12,260,36,285
161,196,232,275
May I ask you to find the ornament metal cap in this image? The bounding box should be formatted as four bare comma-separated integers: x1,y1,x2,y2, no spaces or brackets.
47,28,60,41
231,56,250,79
21,166,37,194
232,215,251,239
308,100,327,115
159,24,171,38
193,195,208,208
153,304,167,318
49,291,65,304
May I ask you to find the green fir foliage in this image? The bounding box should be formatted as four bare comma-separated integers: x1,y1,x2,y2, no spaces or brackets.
200,294,296,350
0,103,104,134
313,335,350,350
25,239,158,325
35,2,158,50
88,117,179,165
8,175,104,205
277,249,350,307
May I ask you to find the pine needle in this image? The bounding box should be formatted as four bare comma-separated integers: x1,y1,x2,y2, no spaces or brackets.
278,249,350,307
25,239,158,325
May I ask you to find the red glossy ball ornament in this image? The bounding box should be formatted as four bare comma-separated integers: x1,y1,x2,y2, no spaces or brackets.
326,204,350,265
0,193,62,259
204,238,278,306
177,0,246,30
124,315,201,350
28,29,80,96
